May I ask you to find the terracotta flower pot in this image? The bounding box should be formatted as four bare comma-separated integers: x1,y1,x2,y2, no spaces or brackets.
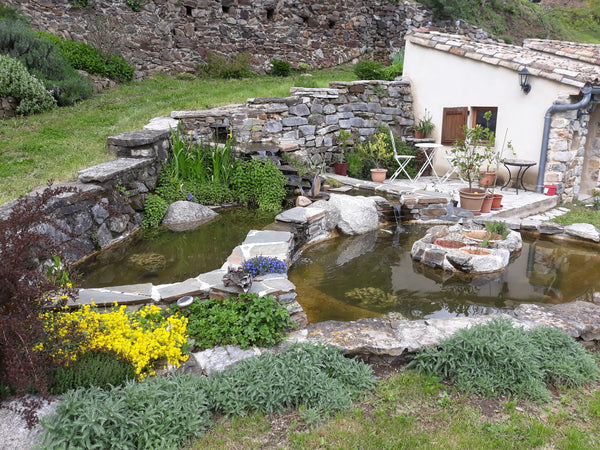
491,193,503,210
480,195,493,213
433,239,465,249
333,162,349,176
479,171,496,187
414,130,425,139
458,188,486,215
460,247,492,256
370,168,387,183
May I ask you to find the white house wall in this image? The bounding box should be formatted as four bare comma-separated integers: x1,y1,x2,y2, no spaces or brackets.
403,39,580,189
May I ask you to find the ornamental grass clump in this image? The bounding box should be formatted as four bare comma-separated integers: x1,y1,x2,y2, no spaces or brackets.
242,255,287,277
38,304,189,379
408,318,599,403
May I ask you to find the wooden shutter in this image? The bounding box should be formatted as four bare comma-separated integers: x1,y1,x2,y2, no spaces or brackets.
441,107,468,145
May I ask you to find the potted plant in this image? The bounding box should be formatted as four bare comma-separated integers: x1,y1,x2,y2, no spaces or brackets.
333,130,352,176
357,132,392,182
414,109,434,139
449,111,495,214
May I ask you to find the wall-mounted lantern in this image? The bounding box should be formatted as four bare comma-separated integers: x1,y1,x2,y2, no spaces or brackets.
519,67,531,94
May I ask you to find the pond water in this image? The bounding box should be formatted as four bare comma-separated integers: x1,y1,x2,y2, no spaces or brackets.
77,208,276,288
288,226,600,323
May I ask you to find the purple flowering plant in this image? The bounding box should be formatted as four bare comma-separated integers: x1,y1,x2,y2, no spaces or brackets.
242,256,287,277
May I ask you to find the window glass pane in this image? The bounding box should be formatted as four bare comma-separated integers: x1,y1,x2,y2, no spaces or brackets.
473,108,497,133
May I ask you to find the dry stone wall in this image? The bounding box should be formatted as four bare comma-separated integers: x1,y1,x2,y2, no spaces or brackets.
174,80,414,164
4,0,431,76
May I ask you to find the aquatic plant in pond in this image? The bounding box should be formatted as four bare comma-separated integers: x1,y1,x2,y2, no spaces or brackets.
242,255,287,277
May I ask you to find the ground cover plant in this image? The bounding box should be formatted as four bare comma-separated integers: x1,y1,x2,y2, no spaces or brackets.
408,318,599,403
242,256,287,277
40,343,376,449
168,293,293,350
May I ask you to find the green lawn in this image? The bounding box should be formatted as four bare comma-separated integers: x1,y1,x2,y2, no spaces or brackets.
189,369,600,449
0,68,354,204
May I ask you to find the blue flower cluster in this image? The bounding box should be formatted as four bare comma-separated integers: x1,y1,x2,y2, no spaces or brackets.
242,256,287,277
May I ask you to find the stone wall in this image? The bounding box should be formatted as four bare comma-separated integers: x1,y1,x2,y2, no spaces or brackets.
0,129,171,263
544,94,589,202
4,0,431,76
174,80,414,165
0,96,17,118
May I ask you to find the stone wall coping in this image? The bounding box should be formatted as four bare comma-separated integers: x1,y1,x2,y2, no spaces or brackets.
78,158,155,183
106,129,171,147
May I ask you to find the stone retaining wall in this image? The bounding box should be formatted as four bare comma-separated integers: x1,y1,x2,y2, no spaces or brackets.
174,80,414,165
0,129,171,263
4,0,431,76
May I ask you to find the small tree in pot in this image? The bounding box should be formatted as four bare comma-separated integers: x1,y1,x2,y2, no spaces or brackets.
449,111,495,213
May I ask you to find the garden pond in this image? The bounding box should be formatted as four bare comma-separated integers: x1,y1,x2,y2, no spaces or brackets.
78,214,600,324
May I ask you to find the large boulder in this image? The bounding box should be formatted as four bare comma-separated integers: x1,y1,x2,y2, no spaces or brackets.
162,201,218,231
313,193,382,235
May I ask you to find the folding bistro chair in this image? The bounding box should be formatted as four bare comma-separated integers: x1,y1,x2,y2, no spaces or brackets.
388,129,415,182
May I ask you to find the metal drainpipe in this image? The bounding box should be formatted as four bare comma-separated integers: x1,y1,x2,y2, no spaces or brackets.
536,85,600,193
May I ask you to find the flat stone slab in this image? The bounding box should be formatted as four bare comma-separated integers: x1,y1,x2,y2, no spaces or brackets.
565,223,600,242
328,185,354,193
78,158,153,183
75,284,153,306
162,201,219,231
513,301,600,341
242,229,294,245
154,278,208,302
106,129,170,147
275,206,326,224
144,116,179,131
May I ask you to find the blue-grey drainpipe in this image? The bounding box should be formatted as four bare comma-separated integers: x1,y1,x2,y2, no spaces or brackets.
536,85,600,193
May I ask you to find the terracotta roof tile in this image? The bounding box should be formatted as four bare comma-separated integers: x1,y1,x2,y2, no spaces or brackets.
406,30,600,88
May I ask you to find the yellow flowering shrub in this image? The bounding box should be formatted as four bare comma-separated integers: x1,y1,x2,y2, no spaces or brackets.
38,303,188,379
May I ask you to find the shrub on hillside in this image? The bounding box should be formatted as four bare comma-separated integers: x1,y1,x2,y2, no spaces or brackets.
38,32,134,82
0,19,92,106
408,318,599,403
269,58,292,77
353,58,402,81
197,51,255,79
0,54,56,115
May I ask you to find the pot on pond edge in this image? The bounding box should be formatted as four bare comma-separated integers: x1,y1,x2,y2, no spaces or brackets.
370,168,387,183
491,193,503,210
334,162,349,176
459,188,486,215
480,195,493,213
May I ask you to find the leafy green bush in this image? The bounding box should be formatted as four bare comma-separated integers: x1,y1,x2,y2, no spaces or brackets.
48,350,137,394
408,318,599,403
205,343,376,416
142,193,169,229
0,5,27,23
40,373,212,449
0,19,92,106
0,54,56,115
353,59,384,80
231,158,287,212
269,59,292,77
197,51,255,79
170,293,293,349
38,32,134,82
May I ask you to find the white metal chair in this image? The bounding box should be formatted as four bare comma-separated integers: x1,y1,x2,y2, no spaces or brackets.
388,129,415,182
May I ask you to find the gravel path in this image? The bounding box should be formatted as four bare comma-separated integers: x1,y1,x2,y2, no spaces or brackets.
0,396,59,450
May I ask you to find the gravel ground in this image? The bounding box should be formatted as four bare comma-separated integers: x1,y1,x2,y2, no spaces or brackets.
0,396,59,450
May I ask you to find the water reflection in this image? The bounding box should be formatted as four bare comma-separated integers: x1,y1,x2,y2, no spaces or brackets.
289,227,600,323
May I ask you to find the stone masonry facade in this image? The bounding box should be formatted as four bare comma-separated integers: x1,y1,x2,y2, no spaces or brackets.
5,0,431,76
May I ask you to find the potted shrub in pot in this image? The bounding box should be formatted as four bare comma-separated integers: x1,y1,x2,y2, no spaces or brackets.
414,109,434,139
333,130,352,176
449,111,495,214
357,131,392,182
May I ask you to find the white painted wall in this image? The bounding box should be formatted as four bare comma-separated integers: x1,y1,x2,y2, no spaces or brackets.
403,39,580,187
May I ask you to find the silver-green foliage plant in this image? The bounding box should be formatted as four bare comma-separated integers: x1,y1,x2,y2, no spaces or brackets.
41,373,212,449
205,343,376,417
408,318,599,403
0,54,56,115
